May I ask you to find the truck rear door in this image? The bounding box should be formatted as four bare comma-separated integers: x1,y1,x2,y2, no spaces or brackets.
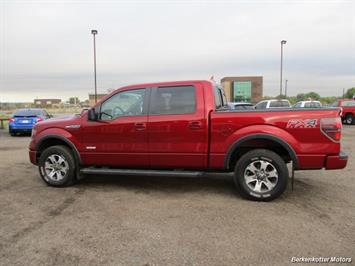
148,83,208,168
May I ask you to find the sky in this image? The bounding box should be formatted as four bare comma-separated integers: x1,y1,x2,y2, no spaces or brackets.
0,0,354,102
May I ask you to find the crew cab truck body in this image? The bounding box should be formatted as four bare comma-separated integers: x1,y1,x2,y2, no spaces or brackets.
29,80,348,201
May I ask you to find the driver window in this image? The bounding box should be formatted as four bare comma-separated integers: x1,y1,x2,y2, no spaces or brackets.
100,89,146,120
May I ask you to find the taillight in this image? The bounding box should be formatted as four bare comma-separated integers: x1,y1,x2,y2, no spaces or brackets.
9,118,14,123
36,117,43,123
320,117,342,142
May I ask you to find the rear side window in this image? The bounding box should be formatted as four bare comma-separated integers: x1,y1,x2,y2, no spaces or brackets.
255,102,267,109
150,86,196,115
282,101,290,107
214,87,222,109
342,101,355,107
269,101,281,108
13,109,42,116
312,102,321,108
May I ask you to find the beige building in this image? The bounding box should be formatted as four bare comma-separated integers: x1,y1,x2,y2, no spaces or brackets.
89,93,107,106
34,98,61,108
221,76,263,104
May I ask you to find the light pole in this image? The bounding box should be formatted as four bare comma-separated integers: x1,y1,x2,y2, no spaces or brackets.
91,29,98,104
280,40,287,98
285,79,288,98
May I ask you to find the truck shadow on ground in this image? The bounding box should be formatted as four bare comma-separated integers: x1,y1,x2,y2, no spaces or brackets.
78,174,241,198
76,174,318,200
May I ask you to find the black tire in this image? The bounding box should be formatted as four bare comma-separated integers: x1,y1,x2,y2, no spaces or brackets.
38,145,76,187
9,129,15,136
345,114,354,125
234,149,288,201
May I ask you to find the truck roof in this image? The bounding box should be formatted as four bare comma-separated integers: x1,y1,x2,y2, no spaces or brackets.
119,80,213,90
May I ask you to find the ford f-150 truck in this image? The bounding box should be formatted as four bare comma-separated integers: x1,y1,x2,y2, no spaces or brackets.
29,80,348,201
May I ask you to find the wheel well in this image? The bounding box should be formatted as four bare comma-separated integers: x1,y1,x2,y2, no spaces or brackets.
345,112,353,117
36,138,77,163
228,138,293,170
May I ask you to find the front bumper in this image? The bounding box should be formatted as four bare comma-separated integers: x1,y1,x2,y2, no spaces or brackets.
29,149,37,165
325,151,348,170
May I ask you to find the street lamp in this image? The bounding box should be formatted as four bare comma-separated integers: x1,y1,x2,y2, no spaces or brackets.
280,40,287,98
285,79,288,98
91,29,98,104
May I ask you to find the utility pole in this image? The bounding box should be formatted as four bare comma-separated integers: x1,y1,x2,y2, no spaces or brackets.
91,29,98,104
280,40,287,98
285,79,288,98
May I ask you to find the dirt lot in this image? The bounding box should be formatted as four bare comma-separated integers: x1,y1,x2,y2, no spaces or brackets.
0,127,354,266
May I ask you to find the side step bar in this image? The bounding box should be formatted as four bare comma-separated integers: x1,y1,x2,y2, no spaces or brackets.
80,168,233,178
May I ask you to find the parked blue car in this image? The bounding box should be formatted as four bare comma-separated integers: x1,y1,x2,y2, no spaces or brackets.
9,109,51,136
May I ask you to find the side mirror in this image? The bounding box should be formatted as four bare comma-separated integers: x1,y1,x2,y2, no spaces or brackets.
88,108,98,121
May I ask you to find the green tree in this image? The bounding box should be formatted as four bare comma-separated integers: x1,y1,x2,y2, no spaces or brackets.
304,92,321,101
345,87,355,99
320,96,338,105
296,93,306,102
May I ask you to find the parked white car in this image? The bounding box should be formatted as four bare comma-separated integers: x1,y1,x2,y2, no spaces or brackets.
293,101,322,108
227,102,254,110
254,99,291,109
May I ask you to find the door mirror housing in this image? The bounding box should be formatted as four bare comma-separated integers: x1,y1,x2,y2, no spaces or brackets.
88,108,98,121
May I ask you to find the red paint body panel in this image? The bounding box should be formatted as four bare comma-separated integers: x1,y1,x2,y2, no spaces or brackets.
29,80,347,173
325,153,348,169
80,113,149,167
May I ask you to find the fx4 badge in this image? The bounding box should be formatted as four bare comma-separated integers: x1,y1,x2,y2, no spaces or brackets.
286,119,318,128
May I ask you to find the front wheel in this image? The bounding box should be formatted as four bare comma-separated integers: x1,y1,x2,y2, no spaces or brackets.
38,145,76,187
234,149,288,201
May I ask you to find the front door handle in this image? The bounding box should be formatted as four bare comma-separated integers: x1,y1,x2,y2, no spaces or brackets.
188,121,202,129
134,122,146,131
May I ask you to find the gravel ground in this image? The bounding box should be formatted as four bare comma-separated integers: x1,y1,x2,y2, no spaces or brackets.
0,126,354,266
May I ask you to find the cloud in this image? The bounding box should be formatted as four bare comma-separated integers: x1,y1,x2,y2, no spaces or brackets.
0,0,354,101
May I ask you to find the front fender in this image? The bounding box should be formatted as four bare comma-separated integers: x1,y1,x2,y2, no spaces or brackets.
31,128,82,164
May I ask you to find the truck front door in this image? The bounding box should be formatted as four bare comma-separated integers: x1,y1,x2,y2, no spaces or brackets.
81,88,149,167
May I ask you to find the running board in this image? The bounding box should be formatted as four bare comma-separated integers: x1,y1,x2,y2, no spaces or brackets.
80,168,233,178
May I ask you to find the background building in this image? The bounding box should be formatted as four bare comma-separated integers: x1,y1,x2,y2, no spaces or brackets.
221,76,263,104
34,99,61,108
89,93,107,106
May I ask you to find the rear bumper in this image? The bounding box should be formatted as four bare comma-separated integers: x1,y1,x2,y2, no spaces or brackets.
325,151,348,170
10,124,33,132
29,149,37,165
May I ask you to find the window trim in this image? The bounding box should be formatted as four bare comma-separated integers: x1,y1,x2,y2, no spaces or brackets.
148,85,197,116
97,88,149,121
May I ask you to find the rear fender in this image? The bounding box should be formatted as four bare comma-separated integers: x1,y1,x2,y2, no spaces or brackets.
224,125,300,169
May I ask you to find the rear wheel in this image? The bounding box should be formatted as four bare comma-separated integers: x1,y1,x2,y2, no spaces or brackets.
234,149,288,201
38,145,76,187
9,129,15,136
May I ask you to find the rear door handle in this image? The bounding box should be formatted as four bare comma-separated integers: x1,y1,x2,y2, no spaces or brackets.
188,121,202,129
134,122,146,131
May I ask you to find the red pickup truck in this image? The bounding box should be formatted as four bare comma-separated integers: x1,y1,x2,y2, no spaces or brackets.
29,80,348,201
332,99,355,125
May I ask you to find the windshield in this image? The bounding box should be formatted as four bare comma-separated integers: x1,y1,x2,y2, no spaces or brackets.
13,109,42,117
